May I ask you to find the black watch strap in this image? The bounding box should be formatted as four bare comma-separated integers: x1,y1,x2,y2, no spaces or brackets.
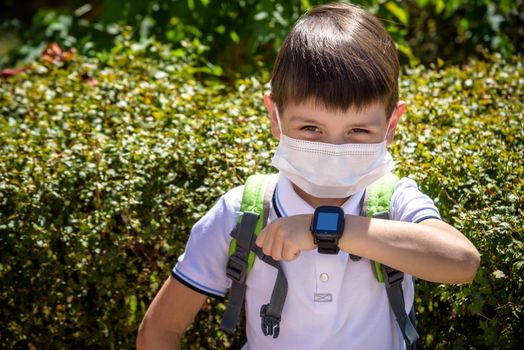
316,239,340,254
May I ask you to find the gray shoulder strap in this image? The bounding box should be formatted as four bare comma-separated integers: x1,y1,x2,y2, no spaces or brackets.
381,265,419,348
252,244,288,338
221,212,259,333
359,187,419,349
262,174,278,226
359,187,370,217
221,174,286,338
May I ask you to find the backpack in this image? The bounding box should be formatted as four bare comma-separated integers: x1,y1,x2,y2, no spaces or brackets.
220,173,418,349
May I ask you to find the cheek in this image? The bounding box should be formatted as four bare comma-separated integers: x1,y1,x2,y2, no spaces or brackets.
347,135,381,144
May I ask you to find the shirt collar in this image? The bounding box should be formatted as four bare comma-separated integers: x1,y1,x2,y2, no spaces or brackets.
274,173,365,217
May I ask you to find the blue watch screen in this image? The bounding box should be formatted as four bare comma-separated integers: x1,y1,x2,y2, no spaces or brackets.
316,212,339,231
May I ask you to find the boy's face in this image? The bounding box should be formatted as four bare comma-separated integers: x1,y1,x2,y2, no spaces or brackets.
264,93,405,146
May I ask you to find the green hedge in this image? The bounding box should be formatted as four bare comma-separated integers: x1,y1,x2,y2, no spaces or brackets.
2,0,523,74
0,36,522,349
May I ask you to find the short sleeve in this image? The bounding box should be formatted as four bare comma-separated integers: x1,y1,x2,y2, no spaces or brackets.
172,186,244,299
390,177,441,223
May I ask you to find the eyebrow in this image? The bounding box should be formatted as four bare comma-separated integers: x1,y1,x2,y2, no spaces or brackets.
288,115,320,124
288,114,383,128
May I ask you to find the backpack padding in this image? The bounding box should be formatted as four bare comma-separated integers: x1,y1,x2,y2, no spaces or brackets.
365,172,400,282
228,174,278,272
366,172,398,218
364,173,419,348
222,174,284,337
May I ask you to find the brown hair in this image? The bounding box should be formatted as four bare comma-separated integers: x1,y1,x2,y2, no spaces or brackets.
270,2,399,117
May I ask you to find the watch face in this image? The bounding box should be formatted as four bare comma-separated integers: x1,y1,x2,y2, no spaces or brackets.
315,212,340,232
313,206,344,235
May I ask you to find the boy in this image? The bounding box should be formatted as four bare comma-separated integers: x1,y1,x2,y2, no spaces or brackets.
137,3,480,349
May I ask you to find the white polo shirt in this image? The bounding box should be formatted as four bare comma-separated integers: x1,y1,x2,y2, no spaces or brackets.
173,173,440,350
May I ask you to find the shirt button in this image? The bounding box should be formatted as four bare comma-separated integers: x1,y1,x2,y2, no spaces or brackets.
319,273,329,282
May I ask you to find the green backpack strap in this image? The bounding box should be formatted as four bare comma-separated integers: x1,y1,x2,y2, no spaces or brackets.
228,174,278,272
366,173,399,219
222,173,284,337
363,172,400,282
363,173,419,348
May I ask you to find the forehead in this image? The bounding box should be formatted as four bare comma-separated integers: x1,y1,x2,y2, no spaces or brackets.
281,98,388,126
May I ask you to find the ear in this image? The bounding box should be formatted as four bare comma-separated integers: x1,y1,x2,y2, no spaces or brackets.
264,91,281,139
386,100,406,146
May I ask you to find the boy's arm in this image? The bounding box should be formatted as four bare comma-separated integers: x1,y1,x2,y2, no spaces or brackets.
255,215,480,283
340,215,480,283
137,276,207,350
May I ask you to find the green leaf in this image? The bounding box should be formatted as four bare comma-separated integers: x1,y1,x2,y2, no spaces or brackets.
385,1,409,26
254,11,268,21
230,30,240,43
301,0,311,10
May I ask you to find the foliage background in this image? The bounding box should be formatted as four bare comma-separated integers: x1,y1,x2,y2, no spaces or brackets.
1,0,523,74
0,0,523,349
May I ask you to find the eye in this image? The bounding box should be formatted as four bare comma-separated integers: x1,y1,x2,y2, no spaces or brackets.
301,125,321,133
349,128,369,134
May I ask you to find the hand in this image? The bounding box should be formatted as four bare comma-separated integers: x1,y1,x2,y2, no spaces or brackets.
255,215,316,261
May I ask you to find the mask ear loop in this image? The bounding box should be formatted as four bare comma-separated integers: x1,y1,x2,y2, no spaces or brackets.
383,123,391,143
274,104,284,136
383,106,397,142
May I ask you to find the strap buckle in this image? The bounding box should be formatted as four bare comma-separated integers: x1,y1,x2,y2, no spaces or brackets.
260,304,280,338
226,255,248,284
382,265,404,288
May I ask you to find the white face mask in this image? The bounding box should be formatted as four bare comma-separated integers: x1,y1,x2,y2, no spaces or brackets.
270,105,395,198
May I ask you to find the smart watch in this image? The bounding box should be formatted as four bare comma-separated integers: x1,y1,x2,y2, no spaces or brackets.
310,206,345,254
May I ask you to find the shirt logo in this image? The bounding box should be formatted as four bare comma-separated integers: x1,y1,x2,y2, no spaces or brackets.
314,293,333,302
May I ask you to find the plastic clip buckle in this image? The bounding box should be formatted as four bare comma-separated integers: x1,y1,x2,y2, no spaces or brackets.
226,255,248,284
260,304,280,338
382,266,404,288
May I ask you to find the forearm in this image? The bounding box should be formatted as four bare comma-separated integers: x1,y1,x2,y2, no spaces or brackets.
136,321,182,350
257,214,479,283
339,215,480,283
136,277,206,350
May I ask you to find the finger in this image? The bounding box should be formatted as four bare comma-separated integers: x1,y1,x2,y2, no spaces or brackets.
282,242,301,261
271,230,285,261
255,227,267,247
261,226,274,257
